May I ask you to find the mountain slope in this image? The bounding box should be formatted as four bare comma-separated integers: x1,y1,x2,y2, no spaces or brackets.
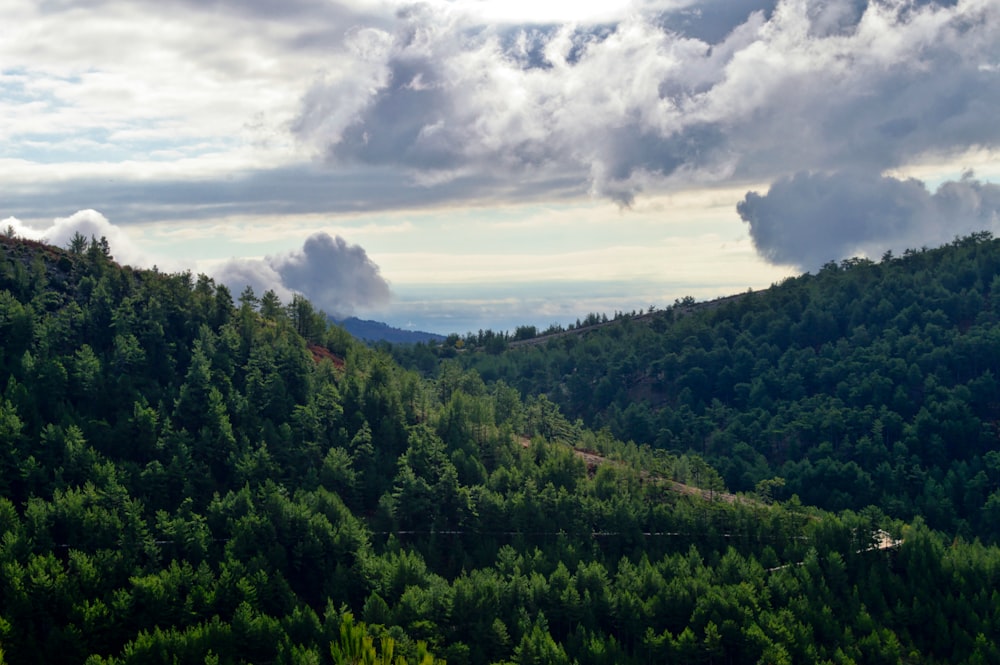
2,234,1000,664
421,233,1000,540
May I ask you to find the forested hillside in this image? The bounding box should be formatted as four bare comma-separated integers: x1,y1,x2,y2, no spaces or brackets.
421,233,1000,542
2,234,1000,664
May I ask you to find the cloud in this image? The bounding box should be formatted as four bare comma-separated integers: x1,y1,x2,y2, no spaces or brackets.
8,0,998,227
214,232,392,316
2,209,153,267
4,208,391,317
211,259,296,304
1,217,43,241
737,170,1000,269
291,0,1000,205
5,0,999,288
272,232,393,313
0,159,587,227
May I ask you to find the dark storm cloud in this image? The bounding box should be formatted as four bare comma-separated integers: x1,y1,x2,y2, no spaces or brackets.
738,171,1000,269
214,232,392,316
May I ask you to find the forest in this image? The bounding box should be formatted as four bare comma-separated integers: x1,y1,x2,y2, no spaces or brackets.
400,233,1000,543
1,232,1000,664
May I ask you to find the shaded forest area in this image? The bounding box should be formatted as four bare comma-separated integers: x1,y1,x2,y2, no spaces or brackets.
1,233,1000,664
408,233,1000,542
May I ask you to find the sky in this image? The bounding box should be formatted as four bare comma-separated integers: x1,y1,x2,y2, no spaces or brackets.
3,0,1000,334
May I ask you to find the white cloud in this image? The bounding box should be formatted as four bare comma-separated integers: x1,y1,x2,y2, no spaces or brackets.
212,258,297,303
292,0,1000,205
291,27,396,153
0,0,323,179
3,209,155,268
1,216,43,241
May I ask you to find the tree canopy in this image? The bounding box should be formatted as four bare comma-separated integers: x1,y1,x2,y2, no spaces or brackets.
1,233,999,664
415,232,1000,541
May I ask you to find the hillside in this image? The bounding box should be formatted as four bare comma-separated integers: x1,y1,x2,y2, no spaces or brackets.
425,233,1000,542
1,234,1000,664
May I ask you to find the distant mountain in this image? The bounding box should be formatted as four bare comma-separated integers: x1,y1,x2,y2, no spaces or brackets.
334,316,446,344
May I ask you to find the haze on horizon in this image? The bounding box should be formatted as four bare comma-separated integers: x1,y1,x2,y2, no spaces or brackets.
3,0,1000,335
